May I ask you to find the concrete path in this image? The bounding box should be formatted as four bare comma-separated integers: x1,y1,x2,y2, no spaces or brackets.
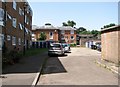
2,52,48,85
37,48,118,85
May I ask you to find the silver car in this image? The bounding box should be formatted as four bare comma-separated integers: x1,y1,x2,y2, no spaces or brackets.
48,43,65,56
62,43,71,53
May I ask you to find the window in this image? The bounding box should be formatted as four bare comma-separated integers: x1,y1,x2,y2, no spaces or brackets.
26,17,29,25
25,15,27,23
61,35,64,40
71,30,74,34
0,34,4,50
49,32,53,39
12,18,16,28
61,30,65,34
7,35,11,41
71,36,74,40
12,36,16,45
7,13,12,20
19,23,23,30
18,38,21,45
19,8,22,15
13,0,16,10
0,8,4,26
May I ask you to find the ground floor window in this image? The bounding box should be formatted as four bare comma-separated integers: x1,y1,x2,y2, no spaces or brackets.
12,36,16,45
18,38,21,45
0,34,4,50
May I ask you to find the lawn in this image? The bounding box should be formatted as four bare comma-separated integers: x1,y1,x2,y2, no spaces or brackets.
24,48,48,57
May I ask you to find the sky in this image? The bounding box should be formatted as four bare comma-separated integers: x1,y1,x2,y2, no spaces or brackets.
28,2,118,31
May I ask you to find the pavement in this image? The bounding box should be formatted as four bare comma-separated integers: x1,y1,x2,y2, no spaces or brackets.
95,56,119,76
2,51,48,86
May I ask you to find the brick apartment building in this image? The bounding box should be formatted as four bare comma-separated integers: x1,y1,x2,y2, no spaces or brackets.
32,25,77,44
32,24,59,42
101,25,120,64
0,0,33,51
58,26,76,44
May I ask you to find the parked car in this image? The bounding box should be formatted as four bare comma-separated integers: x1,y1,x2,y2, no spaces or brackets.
62,43,71,53
96,43,101,52
48,43,65,56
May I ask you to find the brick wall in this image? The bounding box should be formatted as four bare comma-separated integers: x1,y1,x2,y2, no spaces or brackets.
101,27,120,64
33,29,59,42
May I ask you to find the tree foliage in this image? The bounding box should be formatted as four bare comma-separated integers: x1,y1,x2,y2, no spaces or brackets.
101,23,116,29
62,20,76,27
45,23,51,25
76,27,101,36
38,32,46,41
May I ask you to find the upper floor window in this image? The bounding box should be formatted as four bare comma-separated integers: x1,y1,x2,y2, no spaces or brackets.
49,32,53,39
25,15,27,23
71,36,74,40
0,8,4,26
12,18,16,28
19,23,23,30
71,30,74,34
61,30,65,34
19,8,22,15
7,13,12,20
13,0,16,10
7,35,11,41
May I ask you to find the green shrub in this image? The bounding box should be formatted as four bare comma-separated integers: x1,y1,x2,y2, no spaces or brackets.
70,43,76,47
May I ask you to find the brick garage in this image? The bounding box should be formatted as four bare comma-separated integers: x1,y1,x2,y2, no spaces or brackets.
101,25,120,64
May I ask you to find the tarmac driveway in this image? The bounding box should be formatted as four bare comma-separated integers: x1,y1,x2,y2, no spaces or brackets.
37,48,118,85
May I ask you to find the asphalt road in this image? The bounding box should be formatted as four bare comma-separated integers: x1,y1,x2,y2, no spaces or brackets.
37,48,118,85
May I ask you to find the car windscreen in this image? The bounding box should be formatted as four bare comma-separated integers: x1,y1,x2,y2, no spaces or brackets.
50,44,61,50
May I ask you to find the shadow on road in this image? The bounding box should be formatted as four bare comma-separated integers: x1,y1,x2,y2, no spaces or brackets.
41,55,67,74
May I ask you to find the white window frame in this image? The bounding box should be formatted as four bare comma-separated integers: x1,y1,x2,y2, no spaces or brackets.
0,8,4,26
25,15,27,23
18,38,21,45
7,35,11,41
71,30,74,34
19,23,23,30
12,18,16,28
7,13,12,20
71,36,74,40
61,30,65,34
49,32,53,39
0,34,4,50
12,36,16,45
19,8,22,15
13,0,16,10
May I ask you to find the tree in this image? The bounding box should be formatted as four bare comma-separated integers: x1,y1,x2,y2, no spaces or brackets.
62,20,76,27
62,22,68,26
76,27,87,34
91,30,100,37
101,23,116,29
38,32,46,41
45,23,51,25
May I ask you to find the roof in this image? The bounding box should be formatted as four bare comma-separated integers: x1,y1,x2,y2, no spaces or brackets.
101,25,120,32
77,34,94,37
58,26,76,30
32,25,59,30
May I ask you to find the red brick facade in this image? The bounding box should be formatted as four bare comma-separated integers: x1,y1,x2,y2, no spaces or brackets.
32,26,77,44
0,1,33,51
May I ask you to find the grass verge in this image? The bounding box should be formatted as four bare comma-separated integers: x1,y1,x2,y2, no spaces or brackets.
24,48,48,57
